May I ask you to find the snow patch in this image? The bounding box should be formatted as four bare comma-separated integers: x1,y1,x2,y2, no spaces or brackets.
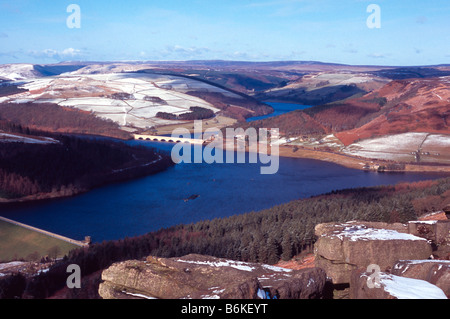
409,220,438,225
176,259,255,272
380,274,447,299
331,225,427,241
397,259,450,265
121,290,157,299
0,133,59,144
261,264,293,273
0,261,27,271
200,294,220,299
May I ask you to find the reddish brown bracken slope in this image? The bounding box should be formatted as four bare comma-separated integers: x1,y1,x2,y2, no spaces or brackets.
334,77,450,145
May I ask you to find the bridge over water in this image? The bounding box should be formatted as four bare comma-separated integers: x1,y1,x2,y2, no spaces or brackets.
133,134,207,145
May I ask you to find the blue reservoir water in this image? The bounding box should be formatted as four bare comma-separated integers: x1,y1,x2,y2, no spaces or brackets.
246,102,312,122
0,138,445,242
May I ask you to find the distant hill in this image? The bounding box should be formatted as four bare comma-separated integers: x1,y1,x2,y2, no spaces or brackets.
335,76,450,145
240,75,450,166
0,63,86,81
249,76,449,140
0,61,448,158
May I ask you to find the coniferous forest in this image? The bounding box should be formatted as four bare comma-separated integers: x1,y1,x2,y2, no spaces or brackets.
0,125,174,200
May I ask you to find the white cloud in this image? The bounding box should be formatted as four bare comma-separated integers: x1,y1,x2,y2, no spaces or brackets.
367,53,387,59
28,48,84,61
163,45,211,59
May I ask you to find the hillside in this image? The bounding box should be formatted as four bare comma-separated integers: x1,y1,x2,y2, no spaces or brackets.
245,76,450,167
0,63,86,81
126,60,394,105
1,61,449,168
0,132,174,201
335,76,450,145
0,102,130,139
0,219,80,263
0,63,272,134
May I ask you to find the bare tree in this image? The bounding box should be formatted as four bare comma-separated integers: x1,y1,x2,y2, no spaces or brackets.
47,246,61,261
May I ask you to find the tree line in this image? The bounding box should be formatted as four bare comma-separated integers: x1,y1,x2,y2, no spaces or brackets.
156,106,215,121
0,102,130,139
0,134,174,199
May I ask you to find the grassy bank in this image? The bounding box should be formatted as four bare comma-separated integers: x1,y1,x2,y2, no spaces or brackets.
0,220,79,262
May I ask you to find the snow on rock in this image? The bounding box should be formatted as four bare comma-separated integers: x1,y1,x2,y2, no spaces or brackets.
261,264,293,273
121,290,158,299
332,225,427,242
176,258,256,272
315,221,433,285
391,259,450,297
379,273,447,299
99,254,328,299
395,259,450,266
409,220,438,225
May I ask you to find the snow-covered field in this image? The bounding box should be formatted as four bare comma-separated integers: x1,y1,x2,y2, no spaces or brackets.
0,64,38,81
1,72,227,129
421,134,450,153
342,132,450,163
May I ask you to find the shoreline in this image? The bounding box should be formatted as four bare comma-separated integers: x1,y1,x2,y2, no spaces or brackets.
277,145,450,173
210,138,450,173
0,156,173,205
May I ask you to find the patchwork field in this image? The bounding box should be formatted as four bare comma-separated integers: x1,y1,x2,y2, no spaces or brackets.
0,72,234,131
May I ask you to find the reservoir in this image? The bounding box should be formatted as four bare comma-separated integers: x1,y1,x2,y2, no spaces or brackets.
0,103,447,242
247,102,312,122
0,142,445,242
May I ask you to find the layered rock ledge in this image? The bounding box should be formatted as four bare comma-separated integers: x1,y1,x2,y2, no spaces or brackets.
350,271,447,299
99,254,327,299
314,221,432,284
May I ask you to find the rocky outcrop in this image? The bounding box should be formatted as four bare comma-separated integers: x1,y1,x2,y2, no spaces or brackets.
408,220,450,259
314,221,408,237
444,205,450,219
349,271,447,299
99,254,327,299
316,219,450,298
391,260,450,298
314,221,432,284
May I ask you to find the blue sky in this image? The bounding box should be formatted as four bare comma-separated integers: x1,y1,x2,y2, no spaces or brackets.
0,0,449,66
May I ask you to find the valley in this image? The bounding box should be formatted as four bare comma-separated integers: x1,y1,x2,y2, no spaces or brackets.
0,60,449,209
1,60,449,300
